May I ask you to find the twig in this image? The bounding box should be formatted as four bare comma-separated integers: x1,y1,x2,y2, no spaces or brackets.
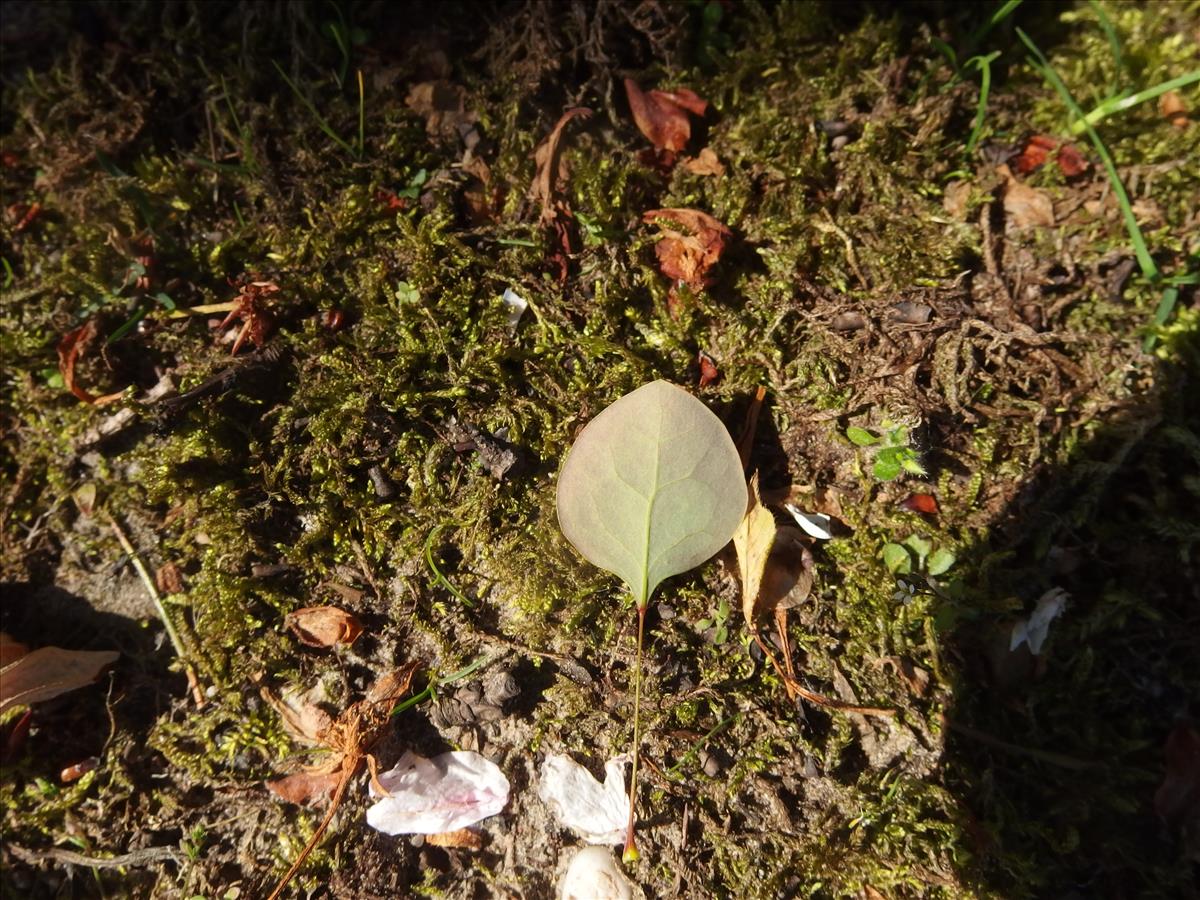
7,843,184,869
105,513,204,706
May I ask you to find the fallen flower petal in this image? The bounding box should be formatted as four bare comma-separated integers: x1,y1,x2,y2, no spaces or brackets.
559,845,634,900
538,753,629,845
367,750,509,835
502,287,528,328
1010,587,1069,655
783,503,833,540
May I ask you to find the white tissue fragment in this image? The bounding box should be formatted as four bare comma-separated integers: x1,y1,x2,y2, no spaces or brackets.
502,287,528,328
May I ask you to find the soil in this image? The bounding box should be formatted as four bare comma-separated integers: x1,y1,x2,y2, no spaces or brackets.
1,2,1198,898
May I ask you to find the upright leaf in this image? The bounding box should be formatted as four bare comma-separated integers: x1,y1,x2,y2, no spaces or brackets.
556,380,746,608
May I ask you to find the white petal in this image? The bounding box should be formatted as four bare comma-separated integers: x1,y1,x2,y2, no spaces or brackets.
559,846,633,900
783,503,833,540
366,750,510,835
501,287,528,328
1009,588,1069,655
538,754,629,845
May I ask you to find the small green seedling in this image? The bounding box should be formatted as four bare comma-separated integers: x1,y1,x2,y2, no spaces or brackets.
882,534,956,576
556,380,746,862
846,421,927,481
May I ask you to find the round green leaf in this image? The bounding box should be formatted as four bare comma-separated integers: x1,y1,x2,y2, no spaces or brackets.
927,547,956,576
556,381,747,608
882,543,912,574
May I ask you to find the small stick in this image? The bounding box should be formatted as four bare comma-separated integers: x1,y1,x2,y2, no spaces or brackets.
622,603,648,862
105,513,204,706
753,634,893,719
737,387,766,472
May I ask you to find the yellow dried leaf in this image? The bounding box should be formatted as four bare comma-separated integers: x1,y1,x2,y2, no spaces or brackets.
733,474,776,629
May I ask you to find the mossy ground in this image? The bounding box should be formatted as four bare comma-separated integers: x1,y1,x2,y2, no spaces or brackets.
1,2,1197,897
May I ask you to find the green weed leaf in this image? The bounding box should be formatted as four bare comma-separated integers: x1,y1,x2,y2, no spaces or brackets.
927,547,956,576
903,535,932,567
873,451,903,481
882,543,912,574
556,380,746,608
846,426,878,447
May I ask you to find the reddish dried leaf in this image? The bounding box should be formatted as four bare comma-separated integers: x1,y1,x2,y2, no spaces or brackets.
1155,725,1200,826
531,107,592,224
900,493,939,515
1055,143,1088,177
698,351,719,387
285,605,364,648
60,756,99,783
155,562,185,595
0,647,119,714
261,685,334,744
57,320,126,406
266,769,342,806
0,632,28,668
624,79,707,153
643,208,732,290
1013,134,1057,174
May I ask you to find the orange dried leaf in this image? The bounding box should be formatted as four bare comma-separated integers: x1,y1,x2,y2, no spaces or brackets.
57,320,126,406
0,633,28,668
900,493,939,515
697,351,719,388
642,208,731,290
285,605,364,648
1013,134,1057,174
426,828,483,849
267,769,342,806
0,646,119,714
1159,90,1188,128
1055,143,1088,177
624,79,706,152
683,147,725,177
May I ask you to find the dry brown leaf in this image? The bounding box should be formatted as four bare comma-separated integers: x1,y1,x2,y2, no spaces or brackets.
0,632,28,668
683,147,724,177
0,646,119,714
997,164,1054,228
266,769,342,806
642,208,732,290
285,605,363,648
530,107,593,225
405,81,478,141
624,79,708,152
426,827,483,849
1159,90,1189,128
733,474,776,629
57,320,126,406
261,683,335,745
759,526,815,614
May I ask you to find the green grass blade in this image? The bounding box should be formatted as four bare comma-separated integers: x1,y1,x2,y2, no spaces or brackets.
1087,0,1127,95
1071,70,1200,135
1016,28,1158,282
271,59,358,158
1143,286,1180,352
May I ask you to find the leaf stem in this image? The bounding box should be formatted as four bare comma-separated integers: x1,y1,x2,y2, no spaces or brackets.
623,603,647,863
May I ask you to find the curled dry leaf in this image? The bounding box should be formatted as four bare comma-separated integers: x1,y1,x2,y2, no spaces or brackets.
266,769,342,806
624,79,707,153
0,646,119,714
1159,90,1189,128
900,493,939,515
285,605,363,648
530,107,593,280
997,164,1054,228
57,320,127,406
0,632,28,668
697,351,719,387
683,147,724,177
642,208,731,291
405,81,478,141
